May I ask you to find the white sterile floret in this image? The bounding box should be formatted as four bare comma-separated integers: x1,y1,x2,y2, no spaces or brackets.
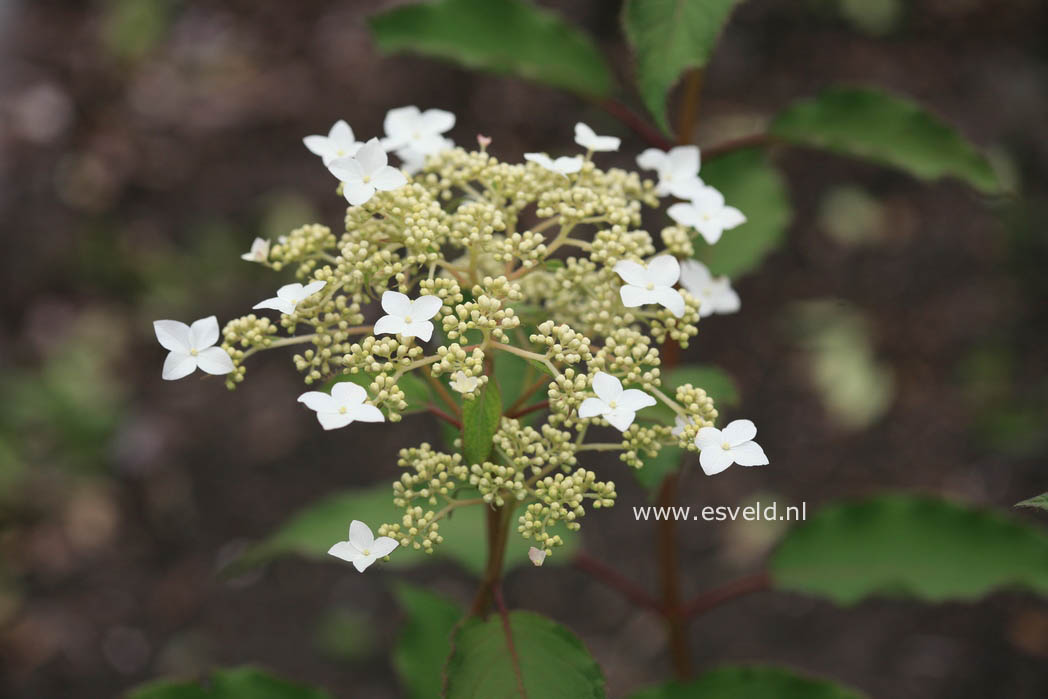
298,382,385,431
693,419,769,476
303,120,363,165
528,546,547,567
574,122,620,152
327,138,407,206
397,137,454,175
578,371,656,432
241,237,270,263
450,370,479,394
374,291,443,342
328,520,398,572
667,184,746,245
678,260,740,317
382,105,456,155
524,152,583,176
154,316,235,380
671,414,695,437
613,254,685,318
636,145,702,198
253,280,327,315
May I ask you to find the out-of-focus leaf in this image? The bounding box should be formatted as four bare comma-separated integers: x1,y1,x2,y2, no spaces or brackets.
817,186,886,246
633,445,684,493
225,483,576,577
622,0,739,133
629,665,865,698
462,378,502,464
771,494,1048,604
663,365,740,408
771,86,1001,194
393,583,462,699
313,608,374,661
445,611,605,698
695,148,792,278
369,0,614,97
128,667,331,699
101,0,175,61
1017,493,1048,511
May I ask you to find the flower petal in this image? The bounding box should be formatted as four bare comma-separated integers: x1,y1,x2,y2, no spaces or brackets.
370,536,399,557
298,391,337,413
553,156,583,174
693,426,723,451
384,105,420,145
371,165,407,191
617,388,656,412
694,219,724,245
591,371,622,402
327,541,362,563
652,287,686,318
577,397,608,419
329,119,353,142
712,281,740,314
303,135,330,157
352,555,376,573
722,419,757,446
613,260,649,286
604,409,636,432
619,284,658,309
374,314,407,337
300,280,327,299
410,295,444,320
349,520,375,550
327,156,363,183
331,381,366,405
636,148,667,171
731,440,769,467
317,412,354,430
524,152,552,169
419,108,455,134
356,138,387,174
679,259,712,293
252,297,294,315
667,202,699,228
719,206,747,230
154,320,191,353
348,404,385,423
195,346,234,375
404,320,434,342
381,290,412,317
646,255,680,286
276,283,305,301
162,352,196,380
699,447,735,476
189,316,220,349
344,181,376,206
668,145,700,177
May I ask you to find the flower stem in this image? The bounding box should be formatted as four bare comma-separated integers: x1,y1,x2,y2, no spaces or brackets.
599,98,673,150
656,472,692,679
469,503,515,617
676,69,704,145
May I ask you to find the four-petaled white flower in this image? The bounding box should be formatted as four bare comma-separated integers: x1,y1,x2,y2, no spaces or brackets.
450,370,479,394
678,260,740,317
327,138,407,207
524,152,583,176
578,371,656,432
374,291,443,342
303,120,363,165
298,382,385,431
253,280,327,315
667,184,746,245
574,122,620,152
328,520,398,572
382,105,456,155
241,237,270,263
693,419,769,476
613,254,685,318
528,546,547,567
154,316,234,380
636,145,702,198
396,137,454,175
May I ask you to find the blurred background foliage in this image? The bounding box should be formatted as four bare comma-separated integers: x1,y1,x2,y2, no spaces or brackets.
1,0,1046,697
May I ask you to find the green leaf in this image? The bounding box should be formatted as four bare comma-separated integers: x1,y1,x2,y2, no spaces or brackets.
633,445,684,493
663,365,740,408
369,0,614,97
445,611,605,698
1017,492,1048,511
128,667,331,699
622,0,740,133
462,379,502,464
225,483,576,577
770,86,1001,194
393,583,463,699
695,148,792,278
771,494,1048,604
629,665,864,699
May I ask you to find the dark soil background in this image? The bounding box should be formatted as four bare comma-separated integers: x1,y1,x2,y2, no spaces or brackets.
2,1,1047,697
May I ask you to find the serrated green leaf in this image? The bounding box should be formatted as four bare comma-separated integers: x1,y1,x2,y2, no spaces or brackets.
770,86,1001,193
445,611,605,698
629,664,864,699
1017,492,1048,511
462,379,502,464
771,494,1048,604
224,483,576,577
393,583,463,699
694,148,792,278
369,0,614,97
128,667,331,699
622,0,740,133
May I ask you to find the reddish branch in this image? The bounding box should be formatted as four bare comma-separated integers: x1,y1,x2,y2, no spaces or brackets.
573,551,661,613
599,98,674,150
679,571,771,618
702,133,772,159
506,399,549,420
426,405,462,429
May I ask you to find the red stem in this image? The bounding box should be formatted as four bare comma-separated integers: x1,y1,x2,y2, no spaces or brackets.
426,404,462,429
678,571,771,618
702,133,772,159
573,551,661,613
506,399,549,420
599,98,674,150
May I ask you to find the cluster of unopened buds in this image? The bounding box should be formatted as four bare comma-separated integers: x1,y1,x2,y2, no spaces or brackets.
155,105,768,573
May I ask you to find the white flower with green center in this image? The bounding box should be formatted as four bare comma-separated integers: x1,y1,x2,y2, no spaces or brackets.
374,291,443,342
298,382,384,431
667,184,746,245
382,105,456,155
327,138,407,207
153,316,234,380
577,371,656,432
574,122,620,152
328,520,398,572
679,260,740,317
253,280,327,315
524,152,583,176
693,419,768,476
303,120,363,165
613,254,685,318
636,145,702,198
241,237,270,263
450,370,479,394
